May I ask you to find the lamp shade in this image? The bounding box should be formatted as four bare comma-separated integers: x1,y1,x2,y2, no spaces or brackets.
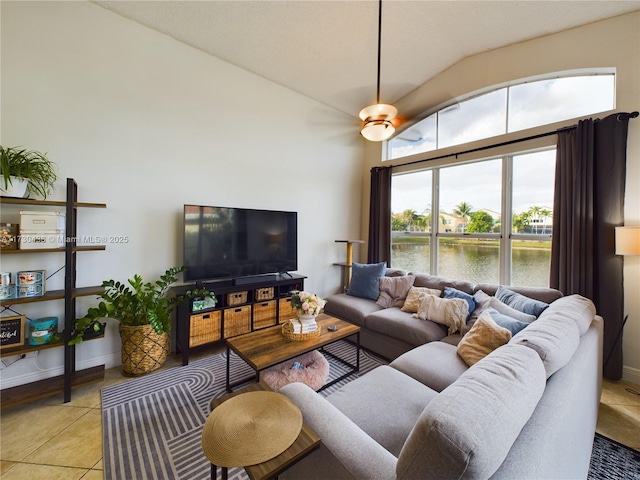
359,104,397,141
615,226,640,255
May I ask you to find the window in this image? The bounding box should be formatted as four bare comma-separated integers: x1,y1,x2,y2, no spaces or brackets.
388,73,614,161
391,148,555,287
391,170,432,273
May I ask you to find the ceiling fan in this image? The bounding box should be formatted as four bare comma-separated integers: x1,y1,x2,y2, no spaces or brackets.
359,0,398,142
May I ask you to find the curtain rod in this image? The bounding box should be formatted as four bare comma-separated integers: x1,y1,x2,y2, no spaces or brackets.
388,110,639,171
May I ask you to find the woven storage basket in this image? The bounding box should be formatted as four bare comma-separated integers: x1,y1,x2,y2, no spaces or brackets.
282,321,321,341
189,311,221,347
224,305,251,337
278,297,295,324
120,324,169,375
226,291,248,306
253,301,277,329
255,287,274,301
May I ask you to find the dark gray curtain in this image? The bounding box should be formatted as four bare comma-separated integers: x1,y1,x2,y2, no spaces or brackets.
551,113,630,380
368,166,392,265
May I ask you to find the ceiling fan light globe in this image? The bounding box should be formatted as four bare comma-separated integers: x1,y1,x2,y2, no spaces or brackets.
361,120,395,141
358,103,398,121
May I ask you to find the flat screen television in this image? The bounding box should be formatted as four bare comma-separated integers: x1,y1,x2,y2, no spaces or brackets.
183,204,298,283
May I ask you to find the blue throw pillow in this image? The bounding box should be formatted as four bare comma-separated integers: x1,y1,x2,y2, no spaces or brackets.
486,308,529,335
444,287,476,322
496,286,549,317
347,262,387,301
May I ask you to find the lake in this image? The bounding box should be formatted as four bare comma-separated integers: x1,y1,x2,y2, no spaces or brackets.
391,242,551,287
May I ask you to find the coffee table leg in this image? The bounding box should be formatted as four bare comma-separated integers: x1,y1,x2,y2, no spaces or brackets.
356,332,360,372
226,346,231,393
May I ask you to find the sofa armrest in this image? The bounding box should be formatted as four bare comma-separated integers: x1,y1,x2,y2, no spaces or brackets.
279,382,397,480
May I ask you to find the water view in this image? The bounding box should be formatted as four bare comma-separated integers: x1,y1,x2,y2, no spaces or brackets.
391,241,551,287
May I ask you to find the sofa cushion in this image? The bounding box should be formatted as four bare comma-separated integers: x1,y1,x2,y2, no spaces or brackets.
457,311,512,366
390,341,469,392
496,285,550,316
414,295,468,335
474,283,563,304
327,365,438,456
396,344,546,480
487,308,529,335
347,262,386,300
323,293,382,327
364,308,448,346
376,275,415,308
411,274,475,295
510,311,580,378
400,286,442,313
540,294,595,335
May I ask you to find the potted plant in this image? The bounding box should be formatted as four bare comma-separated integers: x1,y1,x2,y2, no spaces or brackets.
0,146,57,199
71,266,215,375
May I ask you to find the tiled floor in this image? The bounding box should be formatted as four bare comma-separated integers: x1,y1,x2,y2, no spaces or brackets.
1,356,639,479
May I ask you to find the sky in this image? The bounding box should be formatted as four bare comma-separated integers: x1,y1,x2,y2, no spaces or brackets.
389,74,613,216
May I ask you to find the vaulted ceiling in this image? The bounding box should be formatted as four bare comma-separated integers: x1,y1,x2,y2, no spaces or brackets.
97,1,640,119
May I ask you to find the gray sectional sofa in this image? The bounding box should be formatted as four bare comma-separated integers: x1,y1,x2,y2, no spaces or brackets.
324,270,564,360
278,272,603,479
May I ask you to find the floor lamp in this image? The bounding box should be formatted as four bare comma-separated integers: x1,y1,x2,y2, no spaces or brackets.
605,226,640,369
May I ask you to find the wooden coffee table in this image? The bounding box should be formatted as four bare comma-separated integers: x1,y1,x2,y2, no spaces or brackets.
225,314,360,392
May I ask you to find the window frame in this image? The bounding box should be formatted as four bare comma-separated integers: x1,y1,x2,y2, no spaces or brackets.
391,145,556,286
387,70,615,162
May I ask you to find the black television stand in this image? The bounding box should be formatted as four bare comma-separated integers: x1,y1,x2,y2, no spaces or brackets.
174,273,306,365
233,272,293,286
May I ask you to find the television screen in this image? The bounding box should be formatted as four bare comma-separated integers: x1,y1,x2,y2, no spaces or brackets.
183,205,298,282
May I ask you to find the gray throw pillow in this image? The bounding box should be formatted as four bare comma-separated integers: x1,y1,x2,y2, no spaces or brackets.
444,287,477,322
496,286,549,317
347,262,386,301
486,308,529,335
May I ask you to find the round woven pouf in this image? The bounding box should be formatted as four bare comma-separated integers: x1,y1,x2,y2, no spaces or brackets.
201,391,303,468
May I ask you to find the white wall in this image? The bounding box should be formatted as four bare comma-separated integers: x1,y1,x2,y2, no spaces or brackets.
0,1,364,387
361,12,640,384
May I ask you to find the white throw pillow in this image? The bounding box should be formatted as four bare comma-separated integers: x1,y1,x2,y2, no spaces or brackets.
414,294,468,335
401,286,442,313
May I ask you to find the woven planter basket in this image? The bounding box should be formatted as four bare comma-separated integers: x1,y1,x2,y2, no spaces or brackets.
119,324,169,376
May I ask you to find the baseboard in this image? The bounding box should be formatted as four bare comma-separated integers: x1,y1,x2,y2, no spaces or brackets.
622,365,640,386
0,352,120,390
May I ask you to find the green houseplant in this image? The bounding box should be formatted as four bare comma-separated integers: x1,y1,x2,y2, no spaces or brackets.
0,146,57,199
71,266,215,375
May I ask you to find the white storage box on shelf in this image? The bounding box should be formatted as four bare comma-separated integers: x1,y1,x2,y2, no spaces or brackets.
19,211,65,250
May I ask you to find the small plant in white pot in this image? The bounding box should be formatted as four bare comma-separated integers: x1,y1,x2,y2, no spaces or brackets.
0,146,57,199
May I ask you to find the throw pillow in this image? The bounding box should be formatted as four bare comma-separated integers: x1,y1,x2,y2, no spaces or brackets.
457,311,512,366
471,289,492,321
486,308,529,335
376,275,416,308
414,295,468,335
496,286,549,317
488,297,537,323
346,262,387,301
444,287,477,323
401,286,442,313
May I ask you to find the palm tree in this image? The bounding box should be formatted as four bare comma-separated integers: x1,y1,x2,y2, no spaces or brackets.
528,206,543,234
541,208,553,234
453,202,473,233
401,209,418,231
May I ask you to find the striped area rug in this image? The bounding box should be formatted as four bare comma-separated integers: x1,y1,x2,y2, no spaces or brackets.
101,340,385,480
